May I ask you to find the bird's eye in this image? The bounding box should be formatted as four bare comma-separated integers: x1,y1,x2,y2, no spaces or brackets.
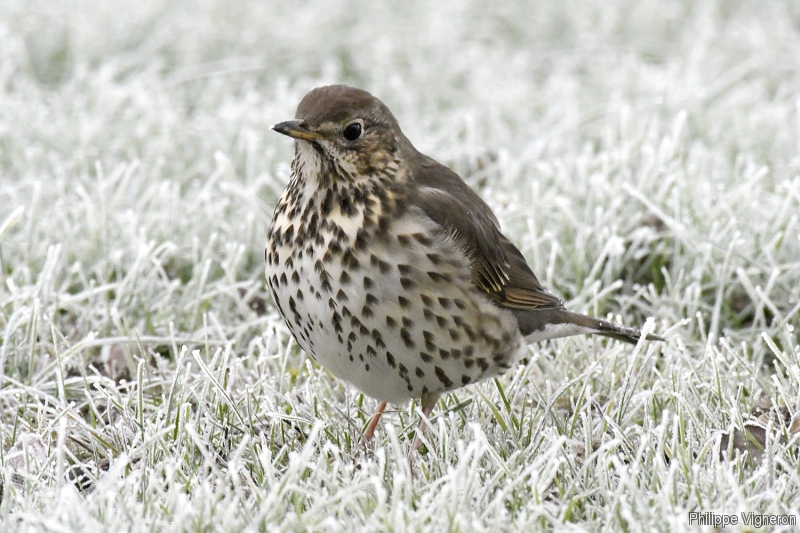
343,122,362,141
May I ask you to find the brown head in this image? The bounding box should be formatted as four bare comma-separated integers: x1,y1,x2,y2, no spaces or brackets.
273,85,412,180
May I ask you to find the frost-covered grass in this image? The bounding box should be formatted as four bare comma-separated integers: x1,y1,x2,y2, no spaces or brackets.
1,0,800,531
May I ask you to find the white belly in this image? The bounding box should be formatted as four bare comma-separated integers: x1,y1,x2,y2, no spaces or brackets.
266,210,526,404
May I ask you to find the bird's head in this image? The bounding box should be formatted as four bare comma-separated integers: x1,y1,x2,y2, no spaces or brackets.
273,85,409,182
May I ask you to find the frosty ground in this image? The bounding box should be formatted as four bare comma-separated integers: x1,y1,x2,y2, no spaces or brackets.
1,0,799,531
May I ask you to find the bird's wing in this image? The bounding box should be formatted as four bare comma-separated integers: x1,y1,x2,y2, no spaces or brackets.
408,155,564,311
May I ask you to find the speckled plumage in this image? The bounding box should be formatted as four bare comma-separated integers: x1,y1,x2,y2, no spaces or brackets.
266,85,663,445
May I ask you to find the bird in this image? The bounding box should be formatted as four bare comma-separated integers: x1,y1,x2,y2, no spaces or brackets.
265,85,663,450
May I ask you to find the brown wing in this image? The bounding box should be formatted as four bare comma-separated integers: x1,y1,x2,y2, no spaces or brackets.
408,154,564,311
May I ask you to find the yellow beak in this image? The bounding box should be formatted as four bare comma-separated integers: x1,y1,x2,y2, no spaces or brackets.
272,120,324,142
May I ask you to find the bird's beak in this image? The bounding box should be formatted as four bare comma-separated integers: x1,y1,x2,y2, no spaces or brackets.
272,120,324,142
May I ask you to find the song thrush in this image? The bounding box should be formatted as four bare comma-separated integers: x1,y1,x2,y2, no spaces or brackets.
266,85,663,449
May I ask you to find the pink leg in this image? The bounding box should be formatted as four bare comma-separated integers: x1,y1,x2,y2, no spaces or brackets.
410,392,439,452
361,401,388,444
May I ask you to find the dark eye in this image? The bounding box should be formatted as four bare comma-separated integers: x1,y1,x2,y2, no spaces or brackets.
343,122,362,141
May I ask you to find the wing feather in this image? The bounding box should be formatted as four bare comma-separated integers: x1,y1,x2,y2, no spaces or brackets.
407,154,563,311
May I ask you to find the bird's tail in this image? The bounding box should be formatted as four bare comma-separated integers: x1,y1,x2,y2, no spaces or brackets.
558,310,665,345
514,308,665,345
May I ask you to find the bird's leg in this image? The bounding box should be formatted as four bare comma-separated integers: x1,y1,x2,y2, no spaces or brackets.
361,401,388,445
410,392,440,452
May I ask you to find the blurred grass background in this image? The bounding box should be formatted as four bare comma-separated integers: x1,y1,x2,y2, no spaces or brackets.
1,0,799,531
